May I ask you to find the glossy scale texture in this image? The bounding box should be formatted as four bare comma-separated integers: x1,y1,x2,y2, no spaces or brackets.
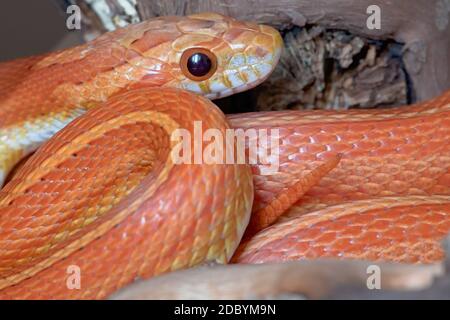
0,12,448,299
231,91,450,263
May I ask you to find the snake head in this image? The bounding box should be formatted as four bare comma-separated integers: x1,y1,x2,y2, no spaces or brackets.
122,12,283,100
171,12,284,99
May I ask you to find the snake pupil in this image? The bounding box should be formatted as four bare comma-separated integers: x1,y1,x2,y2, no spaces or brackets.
187,52,212,77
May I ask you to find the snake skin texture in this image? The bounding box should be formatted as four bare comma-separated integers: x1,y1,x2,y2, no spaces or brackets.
230,91,450,217
231,91,450,263
0,12,448,299
0,88,253,299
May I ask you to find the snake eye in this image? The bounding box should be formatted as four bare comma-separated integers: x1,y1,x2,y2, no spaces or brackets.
188,53,211,76
181,48,217,81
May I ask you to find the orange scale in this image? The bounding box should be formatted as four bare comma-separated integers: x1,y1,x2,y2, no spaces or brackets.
24,195,53,209
360,182,383,196
436,219,450,233
300,143,328,155
348,123,376,133
284,134,311,145
369,172,391,184
379,163,402,175
395,143,424,155
310,133,339,144
343,149,370,158
396,208,421,222
292,227,323,242
373,223,406,239
259,236,293,252
317,220,349,234
304,246,330,259
351,139,382,151
363,130,391,140
425,140,448,153
413,177,435,190
310,231,338,246
352,229,384,243
286,241,312,255
325,237,354,252
328,142,353,154
424,211,447,224
241,250,275,264
365,218,391,231
344,213,376,226
384,243,410,257
277,144,296,156
292,126,323,136
368,146,397,157
438,172,450,186
388,180,409,193
389,126,414,136
343,175,366,186
409,222,439,238
337,225,364,238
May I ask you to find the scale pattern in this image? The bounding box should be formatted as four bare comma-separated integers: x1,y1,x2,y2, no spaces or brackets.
233,196,450,263
0,88,253,299
229,91,450,216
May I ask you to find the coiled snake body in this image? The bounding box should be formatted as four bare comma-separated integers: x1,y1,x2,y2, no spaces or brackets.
0,13,448,299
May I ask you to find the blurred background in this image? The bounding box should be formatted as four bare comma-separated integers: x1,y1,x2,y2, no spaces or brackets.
0,0,83,61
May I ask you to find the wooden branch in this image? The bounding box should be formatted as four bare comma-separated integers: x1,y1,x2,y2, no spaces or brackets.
254,27,408,111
